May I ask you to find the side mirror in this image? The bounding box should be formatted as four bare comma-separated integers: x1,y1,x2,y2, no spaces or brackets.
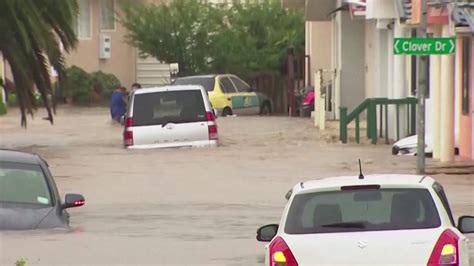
63,194,85,209
458,215,474,234
256,224,279,242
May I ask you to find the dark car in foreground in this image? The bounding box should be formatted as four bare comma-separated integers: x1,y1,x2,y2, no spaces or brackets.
0,150,85,230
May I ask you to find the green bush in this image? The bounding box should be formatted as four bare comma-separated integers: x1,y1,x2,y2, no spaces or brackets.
7,93,17,106
64,66,93,104
91,71,120,99
0,101,6,115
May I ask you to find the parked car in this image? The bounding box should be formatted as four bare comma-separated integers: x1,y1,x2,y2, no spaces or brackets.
298,86,315,117
0,150,85,230
393,133,459,156
172,74,272,117
256,174,473,265
123,85,218,149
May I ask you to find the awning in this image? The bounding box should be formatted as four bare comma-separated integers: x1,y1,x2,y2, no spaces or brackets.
452,2,474,33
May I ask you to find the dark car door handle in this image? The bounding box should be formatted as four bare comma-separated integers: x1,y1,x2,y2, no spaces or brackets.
227,98,231,101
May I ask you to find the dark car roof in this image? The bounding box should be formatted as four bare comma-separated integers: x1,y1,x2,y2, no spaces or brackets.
0,149,40,164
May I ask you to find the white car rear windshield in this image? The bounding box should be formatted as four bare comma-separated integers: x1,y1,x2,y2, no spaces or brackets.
285,188,441,234
133,90,207,127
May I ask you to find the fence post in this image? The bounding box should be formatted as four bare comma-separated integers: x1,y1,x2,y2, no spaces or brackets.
339,107,348,143
367,101,377,144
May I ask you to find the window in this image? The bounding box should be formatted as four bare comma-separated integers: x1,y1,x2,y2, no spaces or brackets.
173,77,215,91
284,188,440,234
0,162,52,206
462,37,470,114
219,77,236,93
76,0,91,39
132,90,206,127
230,77,250,93
100,0,115,31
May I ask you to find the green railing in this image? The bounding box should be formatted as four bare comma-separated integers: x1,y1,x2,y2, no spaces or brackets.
339,97,417,144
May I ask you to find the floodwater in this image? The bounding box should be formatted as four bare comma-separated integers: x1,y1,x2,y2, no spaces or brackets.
0,107,473,265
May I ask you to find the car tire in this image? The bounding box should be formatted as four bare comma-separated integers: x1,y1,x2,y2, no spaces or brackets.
222,107,233,117
260,102,271,116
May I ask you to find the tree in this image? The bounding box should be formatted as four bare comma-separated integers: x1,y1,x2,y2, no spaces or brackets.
0,0,78,126
121,0,304,78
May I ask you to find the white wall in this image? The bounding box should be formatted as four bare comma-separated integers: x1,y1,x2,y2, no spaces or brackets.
305,21,332,86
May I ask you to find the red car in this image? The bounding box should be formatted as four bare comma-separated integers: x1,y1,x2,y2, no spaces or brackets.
300,89,315,117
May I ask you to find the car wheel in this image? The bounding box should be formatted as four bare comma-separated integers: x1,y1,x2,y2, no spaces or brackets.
260,102,271,116
222,107,233,117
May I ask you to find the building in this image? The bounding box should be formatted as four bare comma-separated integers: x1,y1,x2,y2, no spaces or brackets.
453,2,473,160
67,0,171,88
287,0,473,162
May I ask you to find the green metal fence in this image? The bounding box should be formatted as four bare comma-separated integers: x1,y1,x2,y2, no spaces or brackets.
339,97,417,144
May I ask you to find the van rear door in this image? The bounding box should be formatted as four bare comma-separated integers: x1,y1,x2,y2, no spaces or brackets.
131,90,210,148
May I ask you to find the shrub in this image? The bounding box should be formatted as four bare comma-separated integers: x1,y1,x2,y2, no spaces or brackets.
91,71,120,99
7,93,17,106
64,66,93,104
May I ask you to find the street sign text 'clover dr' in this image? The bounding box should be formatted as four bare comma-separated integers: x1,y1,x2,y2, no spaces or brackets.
394,38,455,55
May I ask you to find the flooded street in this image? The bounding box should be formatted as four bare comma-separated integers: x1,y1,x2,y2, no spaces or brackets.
1,107,473,265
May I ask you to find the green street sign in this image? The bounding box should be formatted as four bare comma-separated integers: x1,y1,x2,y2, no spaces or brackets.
394,38,456,55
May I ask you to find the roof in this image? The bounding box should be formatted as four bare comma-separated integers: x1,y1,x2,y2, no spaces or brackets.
396,0,413,22
453,2,474,33
294,174,434,194
0,149,40,164
133,85,205,95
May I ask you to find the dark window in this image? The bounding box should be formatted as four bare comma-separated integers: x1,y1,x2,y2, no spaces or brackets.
172,77,215,92
132,90,206,127
462,37,470,114
411,29,417,96
432,182,455,226
230,77,250,93
0,162,52,207
219,77,236,94
284,188,441,234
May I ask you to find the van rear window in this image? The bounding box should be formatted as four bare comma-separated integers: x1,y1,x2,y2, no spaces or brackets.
284,188,441,234
132,90,206,127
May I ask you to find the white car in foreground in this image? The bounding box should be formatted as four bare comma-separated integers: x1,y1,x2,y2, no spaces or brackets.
257,174,474,265
123,85,218,149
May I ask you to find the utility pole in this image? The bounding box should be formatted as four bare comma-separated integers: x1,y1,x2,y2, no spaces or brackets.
416,0,428,174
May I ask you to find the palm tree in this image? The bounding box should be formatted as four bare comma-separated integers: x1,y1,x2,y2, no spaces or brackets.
0,0,78,126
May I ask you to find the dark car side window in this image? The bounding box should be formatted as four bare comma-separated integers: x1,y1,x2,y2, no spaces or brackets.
220,77,236,94
432,182,456,226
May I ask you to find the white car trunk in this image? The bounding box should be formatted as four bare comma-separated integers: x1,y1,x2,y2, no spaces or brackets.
283,228,443,265
132,122,210,148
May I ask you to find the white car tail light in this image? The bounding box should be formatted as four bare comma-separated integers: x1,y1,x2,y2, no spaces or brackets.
269,236,298,266
427,229,459,266
123,117,134,147
206,112,218,140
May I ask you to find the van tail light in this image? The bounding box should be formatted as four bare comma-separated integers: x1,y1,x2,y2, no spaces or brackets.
427,229,459,266
269,237,298,266
206,112,218,140
123,117,134,147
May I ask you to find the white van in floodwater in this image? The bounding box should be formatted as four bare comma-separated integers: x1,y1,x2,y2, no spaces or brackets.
123,85,218,149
